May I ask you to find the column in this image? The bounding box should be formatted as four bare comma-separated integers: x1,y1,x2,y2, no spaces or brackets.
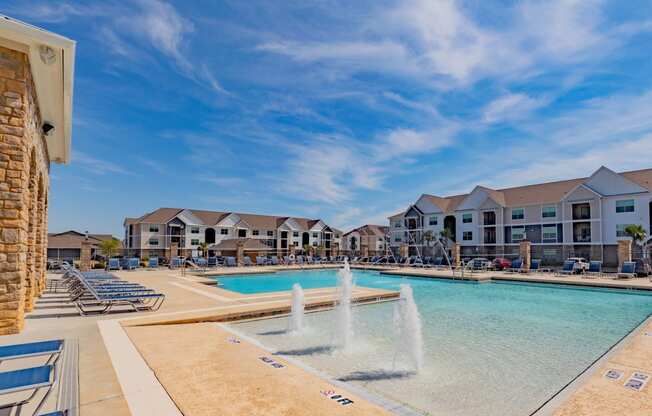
0,48,28,334
236,240,245,267
452,243,461,268
617,240,632,268
519,240,532,270
79,240,92,272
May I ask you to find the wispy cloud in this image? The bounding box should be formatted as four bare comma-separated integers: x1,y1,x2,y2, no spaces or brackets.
483,93,549,124
73,151,132,176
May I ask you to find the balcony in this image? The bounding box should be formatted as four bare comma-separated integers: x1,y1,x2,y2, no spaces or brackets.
572,203,591,220
483,211,496,226
573,222,591,243
483,228,496,244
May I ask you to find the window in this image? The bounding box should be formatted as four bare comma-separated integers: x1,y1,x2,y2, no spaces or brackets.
511,208,524,220
293,241,299,246
511,226,525,241
429,216,438,226
220,228,228,235
462,231,473,241
312,241,318,246
267,230,274,237
394,235,402,242
542,225,557,242
616,199,635,213
312,232,318,238
542,206,556,218
393,221,402,228
149,225,159,233
191,239,200,246
335,234,340,238
252,230,259,236
293,231,299,237
462,213,472,223
238,229,247,238
190,226,199,234
616,224,634,238
483,211,496,226
148,238,159,246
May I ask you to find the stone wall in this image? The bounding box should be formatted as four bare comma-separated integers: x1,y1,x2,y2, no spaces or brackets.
0,46,50,334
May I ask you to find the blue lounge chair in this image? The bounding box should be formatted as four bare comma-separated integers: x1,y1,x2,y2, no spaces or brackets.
256,256,266,266
243,256,253,266
618,261,636,279
107,258,120,271
0,365,55,414
207,257,218,267
270,256,279,265
148,257,159,268
506,259,523,273
225,257,236,267
557,260,575,275
0,340,63,365
523,259,541,273
585,261,602,278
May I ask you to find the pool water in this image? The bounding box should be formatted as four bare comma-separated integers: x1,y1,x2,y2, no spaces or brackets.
224,270,652,416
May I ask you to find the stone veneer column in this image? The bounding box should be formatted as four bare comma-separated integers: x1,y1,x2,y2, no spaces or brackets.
452,243,461,268
519,240,532,270
0,47,45,334
617,240,632,268
235,240,245,267
23,161,37,311
79,240,92,272
34,187,46,295
37,193,47,293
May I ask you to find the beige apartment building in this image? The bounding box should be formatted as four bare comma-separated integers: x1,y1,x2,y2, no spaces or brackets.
124,207,342,258
389,166,652,266
342,224,389,256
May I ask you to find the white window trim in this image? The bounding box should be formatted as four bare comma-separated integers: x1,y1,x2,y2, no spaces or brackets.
511,208,525,221
615,199,635,213
511,226,525,242
542,225,557,242
541,205,557,219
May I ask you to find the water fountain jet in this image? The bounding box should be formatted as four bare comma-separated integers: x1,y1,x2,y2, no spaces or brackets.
288,283,305,333
335,259,354,350
395,284,424,372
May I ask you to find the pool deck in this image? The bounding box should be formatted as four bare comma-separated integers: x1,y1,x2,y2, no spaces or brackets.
1,265,650,415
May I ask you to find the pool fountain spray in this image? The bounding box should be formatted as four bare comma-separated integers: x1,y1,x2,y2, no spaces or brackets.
335,259,354,351
288,283,305,333
394,284,424,372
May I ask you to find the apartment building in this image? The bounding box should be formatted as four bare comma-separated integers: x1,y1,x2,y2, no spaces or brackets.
123,208,342,258
342,225,389,256
389,166,652,266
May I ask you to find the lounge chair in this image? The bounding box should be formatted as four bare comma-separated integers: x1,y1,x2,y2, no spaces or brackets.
617,261,636,279
585,261,602,278
243,256,253,266
523,259,541,273
107,258,120,271
0,365,55,415
296,256,304,265
505,259,523,273
147,257,158,268
270,256,279,265
0,340,63,365
256,256,266,266
225,257,237,267
207,257,218,267
556,260,575,276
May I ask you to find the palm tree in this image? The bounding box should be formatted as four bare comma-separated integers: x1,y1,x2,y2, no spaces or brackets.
423,230,434,256
439,228,453,246
99,238,121,260
625,224,647,257
199,241,209,258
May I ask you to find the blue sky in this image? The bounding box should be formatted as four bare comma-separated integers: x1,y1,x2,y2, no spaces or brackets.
6,0,652,236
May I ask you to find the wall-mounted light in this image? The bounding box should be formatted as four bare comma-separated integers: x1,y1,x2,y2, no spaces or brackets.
39,45,56,65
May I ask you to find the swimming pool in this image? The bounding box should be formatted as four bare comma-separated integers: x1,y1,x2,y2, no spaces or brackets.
224,269,652,415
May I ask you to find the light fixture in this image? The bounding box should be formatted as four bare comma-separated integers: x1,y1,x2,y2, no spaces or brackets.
39,45,56,65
